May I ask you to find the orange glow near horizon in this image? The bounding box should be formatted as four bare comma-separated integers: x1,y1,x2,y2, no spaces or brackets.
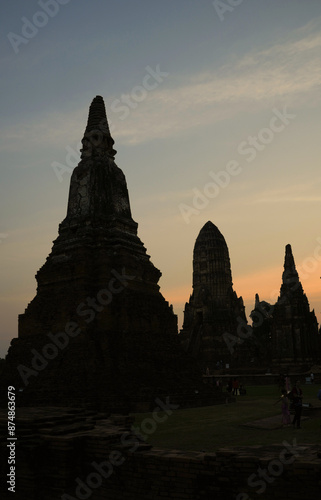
162,263,321,328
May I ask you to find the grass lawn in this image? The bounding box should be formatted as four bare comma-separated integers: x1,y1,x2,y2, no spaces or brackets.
131,385,321,451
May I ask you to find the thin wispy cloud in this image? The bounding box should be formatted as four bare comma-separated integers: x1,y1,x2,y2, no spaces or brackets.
238,21,321,67
253,196,321,204
0,109,84,156
1,16,321,152
247,181,321,205
114,17,321,144
135,189,197,205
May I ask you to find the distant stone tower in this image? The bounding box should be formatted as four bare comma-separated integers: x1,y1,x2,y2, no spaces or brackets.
271,244,320,367
4,96,203,408
249,293,273,367
180,221,247,370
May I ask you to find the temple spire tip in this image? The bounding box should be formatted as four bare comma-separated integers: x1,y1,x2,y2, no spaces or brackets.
81,95,116,159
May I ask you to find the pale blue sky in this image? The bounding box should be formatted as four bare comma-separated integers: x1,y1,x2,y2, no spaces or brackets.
1,0,321,356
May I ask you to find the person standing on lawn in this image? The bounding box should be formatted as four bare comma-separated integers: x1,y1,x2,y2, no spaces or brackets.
232,377,239,396
274,389,291,426
292,380,303,429
285,374,291,393
281,389,291,426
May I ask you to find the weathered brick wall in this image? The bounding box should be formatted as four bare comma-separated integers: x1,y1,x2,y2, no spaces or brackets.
75,445,321,500
1,409,320,500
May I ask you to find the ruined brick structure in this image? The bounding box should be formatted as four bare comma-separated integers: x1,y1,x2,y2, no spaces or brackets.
180,221,248,371
251,244,320,369
1,406,320,500
3,96,206,408
249,293,274,367
271,244,320,367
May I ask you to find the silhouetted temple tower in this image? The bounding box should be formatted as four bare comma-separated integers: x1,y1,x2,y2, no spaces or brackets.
180,221,247,370
4,96,204,408
271,244,320,366
19,95,170,340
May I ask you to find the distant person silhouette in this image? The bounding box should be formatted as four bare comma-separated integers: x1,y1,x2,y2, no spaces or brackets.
292,380,303,429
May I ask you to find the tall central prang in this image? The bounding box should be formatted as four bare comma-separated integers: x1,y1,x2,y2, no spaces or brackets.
19,96,171,340
5,96,203,408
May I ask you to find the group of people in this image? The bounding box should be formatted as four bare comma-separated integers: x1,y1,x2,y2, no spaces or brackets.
226,377,245,396
275,380,303,428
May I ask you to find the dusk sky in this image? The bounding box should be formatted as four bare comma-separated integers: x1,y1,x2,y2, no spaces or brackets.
1,0,321,357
